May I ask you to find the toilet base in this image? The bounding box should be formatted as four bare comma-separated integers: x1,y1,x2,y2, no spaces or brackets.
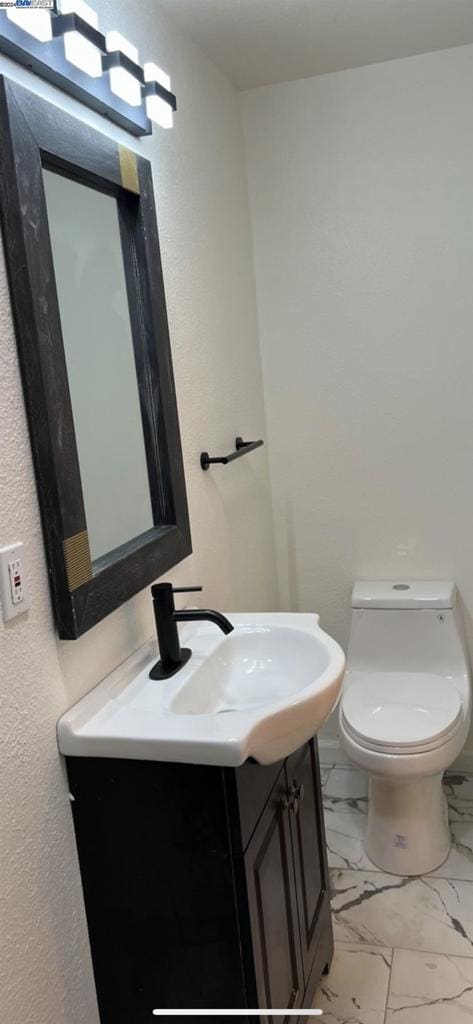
365,771,450,875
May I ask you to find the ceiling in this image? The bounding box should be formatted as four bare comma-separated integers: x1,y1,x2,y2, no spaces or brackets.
156,0,473,90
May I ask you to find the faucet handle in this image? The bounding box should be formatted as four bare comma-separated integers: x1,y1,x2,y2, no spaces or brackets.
172,586,203,594
151,583,203,597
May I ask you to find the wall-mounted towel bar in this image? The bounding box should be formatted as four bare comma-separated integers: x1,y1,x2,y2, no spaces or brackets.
200,436,264,471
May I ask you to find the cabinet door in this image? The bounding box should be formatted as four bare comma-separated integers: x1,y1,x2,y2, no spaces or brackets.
286,739,331,986
244,775,304,1021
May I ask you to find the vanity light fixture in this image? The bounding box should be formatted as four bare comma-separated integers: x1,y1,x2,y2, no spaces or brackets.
0,6,176,137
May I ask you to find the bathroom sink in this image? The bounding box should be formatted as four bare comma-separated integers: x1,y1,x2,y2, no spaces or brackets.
58,613,345,766
168,625,335,715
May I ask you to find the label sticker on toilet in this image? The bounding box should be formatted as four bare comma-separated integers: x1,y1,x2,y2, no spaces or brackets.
394,834,409,849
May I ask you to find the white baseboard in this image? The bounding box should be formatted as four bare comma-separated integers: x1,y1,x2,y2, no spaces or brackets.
318,735,473,773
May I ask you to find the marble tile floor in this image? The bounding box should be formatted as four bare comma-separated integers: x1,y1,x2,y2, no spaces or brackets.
312,763,473,1022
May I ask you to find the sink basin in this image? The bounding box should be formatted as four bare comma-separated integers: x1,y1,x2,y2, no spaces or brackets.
58,613,345,766
168,626,334,715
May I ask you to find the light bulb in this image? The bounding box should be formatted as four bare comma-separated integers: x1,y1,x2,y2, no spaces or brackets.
105,31,141,107
144,62,173,129
57,0,97,22
7,8,53,43
106,31,137,61
56,0,102,78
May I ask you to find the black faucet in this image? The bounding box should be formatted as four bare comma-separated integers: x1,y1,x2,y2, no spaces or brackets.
149,583,234,680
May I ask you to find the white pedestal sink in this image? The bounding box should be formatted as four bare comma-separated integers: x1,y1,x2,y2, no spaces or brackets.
58,613,345,766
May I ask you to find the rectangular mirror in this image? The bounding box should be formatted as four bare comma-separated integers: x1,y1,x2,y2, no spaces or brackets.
43,169,154,562
0,76,191,638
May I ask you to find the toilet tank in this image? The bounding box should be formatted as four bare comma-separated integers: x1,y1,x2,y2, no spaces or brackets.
347,580,469,677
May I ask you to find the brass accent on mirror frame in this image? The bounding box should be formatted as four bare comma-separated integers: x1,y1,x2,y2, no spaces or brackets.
119,146,140,194
63,530,93,592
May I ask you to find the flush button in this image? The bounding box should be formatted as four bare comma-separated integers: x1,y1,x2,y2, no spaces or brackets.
393,584,410,590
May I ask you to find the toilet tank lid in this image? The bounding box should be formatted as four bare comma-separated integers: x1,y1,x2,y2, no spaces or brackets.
351,580,457,609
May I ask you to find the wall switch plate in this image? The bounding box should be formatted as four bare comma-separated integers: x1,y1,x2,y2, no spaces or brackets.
0,542,29,622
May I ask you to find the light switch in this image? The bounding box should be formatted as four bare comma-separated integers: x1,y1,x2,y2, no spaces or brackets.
0,542,29,622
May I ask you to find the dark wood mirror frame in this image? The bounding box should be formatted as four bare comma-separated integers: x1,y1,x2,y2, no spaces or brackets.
0,76,191,639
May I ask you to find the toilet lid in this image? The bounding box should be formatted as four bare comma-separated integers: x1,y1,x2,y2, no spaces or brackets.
341,673,462,751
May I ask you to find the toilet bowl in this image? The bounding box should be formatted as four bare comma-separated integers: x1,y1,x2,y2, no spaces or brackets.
339,581,471,875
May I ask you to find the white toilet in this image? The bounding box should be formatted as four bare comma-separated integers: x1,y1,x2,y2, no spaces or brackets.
339,580,471,875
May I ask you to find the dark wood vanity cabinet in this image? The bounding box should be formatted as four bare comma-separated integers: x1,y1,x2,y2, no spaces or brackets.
66,738,333,1024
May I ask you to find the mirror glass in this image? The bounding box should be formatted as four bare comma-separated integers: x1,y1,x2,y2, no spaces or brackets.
42,169,154,562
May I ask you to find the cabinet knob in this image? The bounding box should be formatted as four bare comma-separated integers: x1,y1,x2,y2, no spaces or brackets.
281,782,305,815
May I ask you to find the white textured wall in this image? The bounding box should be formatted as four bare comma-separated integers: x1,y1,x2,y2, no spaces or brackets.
0,4,277,1021
241,44,473,742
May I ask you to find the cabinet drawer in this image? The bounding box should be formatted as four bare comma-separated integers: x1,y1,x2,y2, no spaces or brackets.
224,758,284,851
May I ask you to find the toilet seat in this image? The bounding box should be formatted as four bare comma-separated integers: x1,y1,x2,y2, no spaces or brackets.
341,673,462,755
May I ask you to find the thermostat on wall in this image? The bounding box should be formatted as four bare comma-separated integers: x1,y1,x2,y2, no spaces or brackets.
0,542,30,622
